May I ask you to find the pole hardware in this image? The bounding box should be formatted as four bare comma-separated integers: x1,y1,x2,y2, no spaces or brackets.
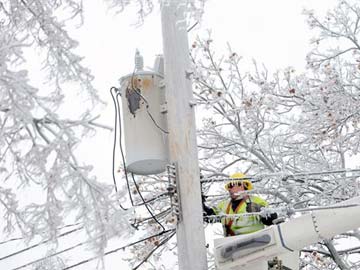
167,163,182,223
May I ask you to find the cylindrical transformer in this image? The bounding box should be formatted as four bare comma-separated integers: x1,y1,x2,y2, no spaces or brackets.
119,61,168,175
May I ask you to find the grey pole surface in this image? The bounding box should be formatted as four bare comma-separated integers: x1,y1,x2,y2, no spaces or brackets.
161,2,208,270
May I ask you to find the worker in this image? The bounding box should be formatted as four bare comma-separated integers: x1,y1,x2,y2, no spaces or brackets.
203,172,278,236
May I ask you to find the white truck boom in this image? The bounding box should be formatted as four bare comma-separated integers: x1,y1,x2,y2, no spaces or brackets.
214,196,360,270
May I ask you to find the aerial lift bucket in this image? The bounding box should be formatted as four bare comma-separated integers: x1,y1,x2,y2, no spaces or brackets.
214,196,360,270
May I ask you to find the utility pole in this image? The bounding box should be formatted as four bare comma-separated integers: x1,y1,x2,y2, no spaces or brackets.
161,2,208,270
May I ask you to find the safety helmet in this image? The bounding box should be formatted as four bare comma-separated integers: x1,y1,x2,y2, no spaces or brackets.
224,172,253,190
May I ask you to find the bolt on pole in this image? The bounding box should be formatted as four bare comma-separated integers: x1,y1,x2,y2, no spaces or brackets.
161,1,208,270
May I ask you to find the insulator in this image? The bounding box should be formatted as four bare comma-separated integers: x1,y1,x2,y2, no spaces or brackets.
135,49,144,71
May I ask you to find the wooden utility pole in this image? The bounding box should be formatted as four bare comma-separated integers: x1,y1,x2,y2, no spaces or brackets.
161,2,208,270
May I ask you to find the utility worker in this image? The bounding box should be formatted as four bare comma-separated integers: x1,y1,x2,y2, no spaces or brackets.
203,172,277,236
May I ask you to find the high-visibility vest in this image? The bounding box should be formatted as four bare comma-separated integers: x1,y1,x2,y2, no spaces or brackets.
213,196,268,236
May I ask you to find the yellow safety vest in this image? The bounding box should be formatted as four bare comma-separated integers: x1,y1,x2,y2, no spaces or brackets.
213,196,268,236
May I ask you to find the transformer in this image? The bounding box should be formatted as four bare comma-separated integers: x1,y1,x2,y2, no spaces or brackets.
119,53,168,175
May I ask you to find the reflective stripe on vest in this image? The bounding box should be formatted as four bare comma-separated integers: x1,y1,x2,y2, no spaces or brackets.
225,199,246,236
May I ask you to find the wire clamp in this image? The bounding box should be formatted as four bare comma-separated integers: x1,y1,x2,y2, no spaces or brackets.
167,163,181,223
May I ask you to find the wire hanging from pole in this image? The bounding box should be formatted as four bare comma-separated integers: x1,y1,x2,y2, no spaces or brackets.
110,86,136,207
110,87,127,210
130,173,166,231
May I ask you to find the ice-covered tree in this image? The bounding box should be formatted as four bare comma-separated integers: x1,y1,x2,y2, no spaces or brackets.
191,1,360,269
0,0,132,267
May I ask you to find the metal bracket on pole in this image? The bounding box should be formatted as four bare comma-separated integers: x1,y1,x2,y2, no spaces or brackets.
167,163,182,223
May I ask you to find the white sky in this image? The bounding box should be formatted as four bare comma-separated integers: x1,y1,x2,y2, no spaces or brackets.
1,0,340,269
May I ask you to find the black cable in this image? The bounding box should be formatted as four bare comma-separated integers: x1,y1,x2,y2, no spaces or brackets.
0,226,83,261
134,89,169,134
114,89,136,207
131,173,166,231
133,192,170,207
128,72,169,135
0,223,82,246
187,21,199,32
146,107,169,135
132,230,176,270
9,229,175,270
62,229,175,270
110,87,129,210
10,242,85,270
0,237,23,245
131,208,172,227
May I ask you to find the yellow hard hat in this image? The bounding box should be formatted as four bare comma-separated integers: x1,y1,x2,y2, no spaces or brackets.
224,172,253,190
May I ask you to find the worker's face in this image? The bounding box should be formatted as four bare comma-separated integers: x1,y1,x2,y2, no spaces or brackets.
229,182,245,200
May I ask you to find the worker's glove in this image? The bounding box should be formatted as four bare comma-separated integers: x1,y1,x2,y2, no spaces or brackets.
246,202,262,213
202,195,217,223
259,210,278,226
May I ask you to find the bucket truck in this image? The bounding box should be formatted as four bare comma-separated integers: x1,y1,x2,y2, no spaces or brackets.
214,196,360,270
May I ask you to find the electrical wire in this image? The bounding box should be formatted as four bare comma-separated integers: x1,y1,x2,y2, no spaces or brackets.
61,229,175,270
131,208,172,227
0,226,83,261
0,223,82,246
187,21,199,32
128,71,169,135
132,88,169,134
110,86,135,207
0,237,23,245
132,230,176,270
8,229,175,270
10,242,85,270
110,87,128,210
200,169,360,184
130,173,166,231
133,191,170,206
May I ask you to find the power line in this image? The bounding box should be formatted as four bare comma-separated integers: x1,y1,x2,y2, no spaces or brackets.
62,229,175,270
200,168,360,184
0,237,23,245
10,242,86,270
0,226,83,261
132,230,176,270
130,173,166,231
0,223,82,246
